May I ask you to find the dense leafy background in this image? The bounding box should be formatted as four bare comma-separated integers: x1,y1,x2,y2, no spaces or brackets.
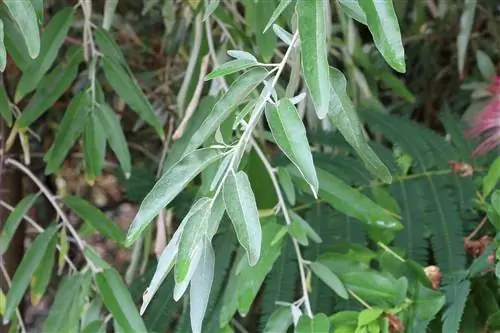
0,1,499,333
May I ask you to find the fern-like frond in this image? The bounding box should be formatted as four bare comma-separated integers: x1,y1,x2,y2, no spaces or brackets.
441,274,471,332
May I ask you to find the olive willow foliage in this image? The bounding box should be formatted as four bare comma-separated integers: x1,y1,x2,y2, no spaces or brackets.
0,1,499,333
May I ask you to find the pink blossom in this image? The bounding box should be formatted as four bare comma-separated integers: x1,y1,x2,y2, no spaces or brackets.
466,76,500,156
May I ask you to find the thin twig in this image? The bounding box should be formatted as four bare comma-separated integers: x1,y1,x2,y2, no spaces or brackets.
251,140,313,317
465,216,488,241
5,158,97,272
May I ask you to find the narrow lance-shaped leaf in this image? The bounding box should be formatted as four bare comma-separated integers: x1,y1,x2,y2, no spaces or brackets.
327,67,392,183
44,91,91,174
16,46,83,129
101,56,164,139
0,7,31,70
309,261,349,299
63,196,125,244
255,0,276,62
205,59,258,81
190,236,215,333
96,268,147,333
96,103,132,178
3,225,57,323
457,0,477,78
3,0,40,59
31,0,44,23
338,0,367,25
174,197,212,284
359,0,405,73
297,0,330,119
264,0,293,33
223,171,262,266
0,194,38,254
263,307,293,333
0,84,12,126
164,68,268,171
0,20,6,72
266,99,318,194
126,148,223,246
30,235,57,305
83,113,106,182
203,0,220,20
15,7,74,102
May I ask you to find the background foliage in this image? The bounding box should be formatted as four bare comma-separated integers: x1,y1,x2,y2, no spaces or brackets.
0,1,499,333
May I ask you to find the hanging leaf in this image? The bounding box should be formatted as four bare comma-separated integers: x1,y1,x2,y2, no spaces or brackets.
44,91,90,174
16,46,83,129
327,67,392,183
309,262,349,299
277,167,295,205
96,269,147,333
223,171,262,266
288,210,322,243
30,235,57,305
63,196,126,244
15,7,74,102
359,0,405,73
457,0,477,77
174,197,212,284
190,236,215,333
0,20,6,72
3,0,40,59
96,103,132,178
83,113,107,182
483,156,500,197
203,0,220,20
101,56,164,139
442,277,471,332
263,307,293,333
126,148,223,245
31,0,44,23
476,50,495,81
297,0,330,119
0,194,38,254
266,98,318,193
338,0,367,25
0,84,12,126
255,0,276,62
3,225,57,322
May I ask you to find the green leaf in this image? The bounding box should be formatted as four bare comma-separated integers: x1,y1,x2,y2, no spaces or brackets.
44,91,90,174
277,167,295,205
3,225,57,322
327,67,392,183
15,46,83,129
175,197,212,284
297,0,330,119
476,50,495,80
457,0,477,77
31,0,44,23
0,6,31,70
266,98,318,193
164,68,268,171
483,156,500,197
43,274,90,333
203,0,220,20
81,321,105,333
205,59,258,81
102,56,164,139
255,0,276,62
3,0,40,59
15,7,74,102
83,113,106,182
126,148,223,245
140,223,185,314
309,261,349,299
63,196,126,244
288,210,322,243
290,167,402,231
442,277,470,333
190,236,215,333
96,103,132,177
227,50,257,62
359,0,405,73
338,0,367,25
264,0,292,33
223,171,262,266
0,84,12,126
359,308,384,325
96,268,147,333
0,20,6,72
263,307,293,333
94,27,128,65
30,234,57,305
296,313,330,333
83,245,111,270
288,217,308,246
0,194,38,254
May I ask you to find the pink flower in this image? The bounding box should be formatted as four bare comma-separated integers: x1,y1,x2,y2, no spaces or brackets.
466,76,500,156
